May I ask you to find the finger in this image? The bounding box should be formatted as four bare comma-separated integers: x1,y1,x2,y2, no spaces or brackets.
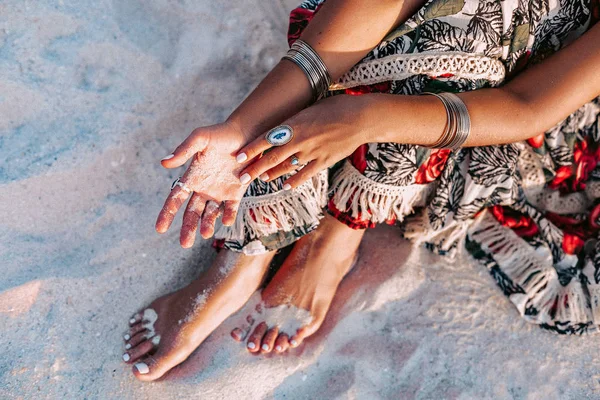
155,186,192,234
282,162,323,190
161,129,209,168
261,154,304,182
221,200,240,227
239,147,294,184
180,193,206,248
200,201,222,239
235,134,274,164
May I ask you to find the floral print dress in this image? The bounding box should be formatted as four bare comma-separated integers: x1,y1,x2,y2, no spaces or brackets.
215,0,600,334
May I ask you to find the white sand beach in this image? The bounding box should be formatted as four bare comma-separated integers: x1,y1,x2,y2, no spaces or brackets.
1,0,600,398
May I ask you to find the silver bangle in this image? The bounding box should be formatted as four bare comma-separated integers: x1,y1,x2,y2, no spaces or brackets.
423,92,471,150
282,39,332,103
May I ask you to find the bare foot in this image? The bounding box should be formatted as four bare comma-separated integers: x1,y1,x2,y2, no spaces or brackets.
123,249,274,381
230,214,364,353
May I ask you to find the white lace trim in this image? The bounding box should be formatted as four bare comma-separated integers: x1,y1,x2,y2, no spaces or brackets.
330,51,506,90
517,144,589,214
468,211,597,330
329,161,432,223
215,170,328,242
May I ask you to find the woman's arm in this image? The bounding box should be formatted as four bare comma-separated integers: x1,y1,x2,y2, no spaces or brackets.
371,22,600,147
224,0,424,142
237,22,600,187
157,0,423,245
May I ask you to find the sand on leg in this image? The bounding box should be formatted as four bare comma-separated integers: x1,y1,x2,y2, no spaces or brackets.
123,249,274,381
231,213,364,353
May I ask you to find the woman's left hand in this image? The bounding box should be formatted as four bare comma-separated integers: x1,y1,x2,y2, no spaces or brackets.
235,94,375,188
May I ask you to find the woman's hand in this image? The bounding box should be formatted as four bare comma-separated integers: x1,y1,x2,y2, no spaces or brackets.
156,121,250,248
235,94,374,189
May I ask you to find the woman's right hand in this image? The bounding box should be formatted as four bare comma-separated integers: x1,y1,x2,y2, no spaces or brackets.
156,120,251,248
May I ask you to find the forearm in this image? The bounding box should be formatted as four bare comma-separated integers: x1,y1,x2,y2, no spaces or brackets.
364,88,534,147
227,0,412,141
368,22,600,147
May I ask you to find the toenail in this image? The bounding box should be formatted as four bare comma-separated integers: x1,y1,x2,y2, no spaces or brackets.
135,362,149,374
275,345,282,352
290,340,298,346
129,318,136,324
247,342,256,349
122,353,130,362
125,343,132,350
124,334,130,340
261,344,269,351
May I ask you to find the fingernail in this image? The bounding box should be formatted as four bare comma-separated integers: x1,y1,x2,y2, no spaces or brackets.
125,343,132,350
283,183,292,191
135,362,150,374
122,353,130,362
240,173,252,184
290,339,298,346
247,342,256,349
259,173,269,181
161,154,174,161
124,334,130,341
275,345,282,352
129,318,136,324
236,153,248,163
261,344,269,351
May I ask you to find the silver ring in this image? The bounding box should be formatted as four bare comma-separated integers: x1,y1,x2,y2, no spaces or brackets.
171,177,192,194
290,155,300,166
265,125,294,146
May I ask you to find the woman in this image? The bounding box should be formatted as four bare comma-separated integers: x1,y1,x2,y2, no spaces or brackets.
122,0,600,381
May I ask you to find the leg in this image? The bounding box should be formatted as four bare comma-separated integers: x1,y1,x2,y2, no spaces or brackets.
231,213,364,353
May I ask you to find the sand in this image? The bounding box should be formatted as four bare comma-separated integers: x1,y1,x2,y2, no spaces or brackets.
1,0,600,399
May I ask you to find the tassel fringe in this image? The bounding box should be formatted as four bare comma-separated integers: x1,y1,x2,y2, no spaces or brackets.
329,161,432,224
215,170,328,242
468,212,596,330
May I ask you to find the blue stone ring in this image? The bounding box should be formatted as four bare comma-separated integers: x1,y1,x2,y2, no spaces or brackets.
265,125,294,147
290,155,300,166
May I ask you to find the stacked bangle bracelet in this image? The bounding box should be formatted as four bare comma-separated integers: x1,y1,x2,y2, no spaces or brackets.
282,39,332,103
423,92,471,150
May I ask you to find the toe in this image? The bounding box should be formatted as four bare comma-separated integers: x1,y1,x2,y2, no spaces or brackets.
289,323,319,348
246,322,267,353
123,339,154,364
261,327,279,353
129,312,143,326
231,327,245,342
126,331,148,349
126,323,146,338
274,333,290,353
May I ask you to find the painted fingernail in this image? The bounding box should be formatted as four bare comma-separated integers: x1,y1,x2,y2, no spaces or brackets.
135,362,149,374
236,153,248,163
290,339,298,346
240,173,252,184
259,173,269,181
125,343,132,350
161,154,174,161
247,342,256,349
283,183,292,191
275,345,282,352
124,334,130,341
129,318,136,324
261,344,269,351
122,353,130,362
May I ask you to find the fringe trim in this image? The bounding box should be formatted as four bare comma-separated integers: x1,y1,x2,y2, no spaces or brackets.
329,161,432,224
468,212,595,328
215,170,328,242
